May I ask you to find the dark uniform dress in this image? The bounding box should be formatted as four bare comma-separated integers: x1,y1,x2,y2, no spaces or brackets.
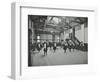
43,43,48,56
68,43,72,52
53,43,57,52
63,44,67,53
37,43,42,52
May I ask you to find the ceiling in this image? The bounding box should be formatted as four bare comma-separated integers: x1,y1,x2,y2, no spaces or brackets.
29,15,88,35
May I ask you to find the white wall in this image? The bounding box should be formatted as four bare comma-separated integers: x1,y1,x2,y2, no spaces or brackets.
0,0,100,81
84,27,88,43
40,34,52,42
75,29,82,41
64,30,70,40
60,32,64,40
75,24,88,43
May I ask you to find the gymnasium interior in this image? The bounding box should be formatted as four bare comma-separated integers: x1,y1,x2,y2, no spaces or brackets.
28,15,88,66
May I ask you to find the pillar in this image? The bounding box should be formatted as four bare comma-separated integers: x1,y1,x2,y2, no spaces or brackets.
81,24,85,42
52,34,55,42
31,21,34,44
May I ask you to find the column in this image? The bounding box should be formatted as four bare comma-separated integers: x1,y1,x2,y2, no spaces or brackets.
52,34,55,42
81,24,85,42
32,21,34,44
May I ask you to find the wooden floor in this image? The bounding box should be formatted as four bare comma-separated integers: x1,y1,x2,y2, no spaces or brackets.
29,47,88,66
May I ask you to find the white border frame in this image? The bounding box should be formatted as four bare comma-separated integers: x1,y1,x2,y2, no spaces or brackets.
11,2,96,80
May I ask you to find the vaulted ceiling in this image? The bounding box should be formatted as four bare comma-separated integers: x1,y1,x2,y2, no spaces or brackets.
29,15,88,35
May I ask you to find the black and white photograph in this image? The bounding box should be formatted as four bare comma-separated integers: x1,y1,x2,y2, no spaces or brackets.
28,15,88,66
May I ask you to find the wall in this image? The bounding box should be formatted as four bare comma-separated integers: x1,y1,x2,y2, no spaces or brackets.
40,34,52,42
0,0,100,81
64,31,70,40
84,27,88,43
75,24,88,43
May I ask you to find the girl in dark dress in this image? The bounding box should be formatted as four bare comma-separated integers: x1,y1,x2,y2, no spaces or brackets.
43,43,48,56
53,43,57,53
37,43,42,52
63,42,68,53
68,40,72,52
